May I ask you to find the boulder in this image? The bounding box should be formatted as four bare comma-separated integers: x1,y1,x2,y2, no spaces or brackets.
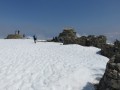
58,29,76,39
98,54,120,90
58,28,77,44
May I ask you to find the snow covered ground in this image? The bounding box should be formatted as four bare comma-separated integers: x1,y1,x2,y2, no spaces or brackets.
0,39,109,90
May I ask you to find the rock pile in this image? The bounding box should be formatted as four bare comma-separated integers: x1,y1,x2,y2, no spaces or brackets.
98,54,120,90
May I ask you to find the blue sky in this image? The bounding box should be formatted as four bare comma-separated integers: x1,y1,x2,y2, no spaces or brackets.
0,0,120,39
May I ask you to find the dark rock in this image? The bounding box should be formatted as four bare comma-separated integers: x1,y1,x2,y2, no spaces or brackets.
98,54,120,90
114,54,120,63
101,44,115,58
6,34,23,39
51,28,77,43
58,28,77,44
75,36,87,46
59,29,76,38
114,40,120,48
51,29,107,48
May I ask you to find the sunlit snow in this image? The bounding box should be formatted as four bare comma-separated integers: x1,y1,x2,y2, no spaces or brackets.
0,39,109,90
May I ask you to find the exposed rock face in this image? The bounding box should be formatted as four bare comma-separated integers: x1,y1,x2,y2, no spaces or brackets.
6,34,23,39
98,54,120,90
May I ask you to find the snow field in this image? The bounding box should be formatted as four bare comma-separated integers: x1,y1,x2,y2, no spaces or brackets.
0,39,109,90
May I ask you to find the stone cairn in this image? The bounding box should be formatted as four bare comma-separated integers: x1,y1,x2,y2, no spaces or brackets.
98,54,120,90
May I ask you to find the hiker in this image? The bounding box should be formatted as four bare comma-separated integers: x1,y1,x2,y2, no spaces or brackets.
33,35,37,43
18,30,20,35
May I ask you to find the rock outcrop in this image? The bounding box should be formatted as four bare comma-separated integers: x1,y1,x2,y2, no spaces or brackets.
51,28,77,43
51,29,107,48
58,29,76,39
6,34,23,39
98,54,120,90
114,40,120,54
75,36,87,46
58,28,77,44
101,40,120,58
101,44,116,58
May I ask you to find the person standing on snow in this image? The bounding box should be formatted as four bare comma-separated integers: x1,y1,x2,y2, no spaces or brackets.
33,35,37,43
18,30,20,35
